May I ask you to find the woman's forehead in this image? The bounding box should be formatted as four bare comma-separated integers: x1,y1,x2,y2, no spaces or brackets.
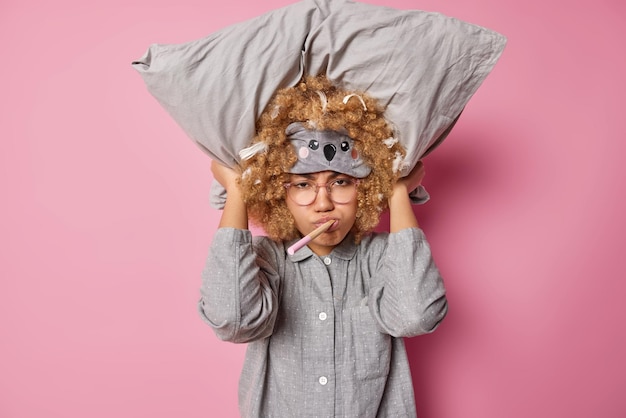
288,171,346,180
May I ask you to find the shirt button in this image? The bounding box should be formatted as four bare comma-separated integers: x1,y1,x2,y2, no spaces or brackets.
318,376,328,385
323,257,331,265
318,312,327,321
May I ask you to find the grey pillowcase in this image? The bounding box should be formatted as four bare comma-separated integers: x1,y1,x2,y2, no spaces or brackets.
133,0,506,208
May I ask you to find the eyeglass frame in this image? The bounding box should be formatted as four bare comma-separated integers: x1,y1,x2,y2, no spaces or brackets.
283,177,360,206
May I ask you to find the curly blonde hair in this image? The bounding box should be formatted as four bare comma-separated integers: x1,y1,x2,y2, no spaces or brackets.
239,74,406,242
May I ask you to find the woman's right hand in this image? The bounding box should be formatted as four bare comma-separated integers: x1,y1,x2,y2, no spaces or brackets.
211,160,240,193
211,161,248,228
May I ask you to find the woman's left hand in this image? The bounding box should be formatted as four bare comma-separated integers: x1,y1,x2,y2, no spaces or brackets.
387,161,424,232
394,160,425,195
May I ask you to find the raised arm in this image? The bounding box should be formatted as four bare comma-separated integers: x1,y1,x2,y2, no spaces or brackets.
199,161,279,343
368,161,447,337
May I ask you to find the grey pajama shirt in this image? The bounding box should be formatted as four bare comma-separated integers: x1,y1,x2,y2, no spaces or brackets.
199,227,447,417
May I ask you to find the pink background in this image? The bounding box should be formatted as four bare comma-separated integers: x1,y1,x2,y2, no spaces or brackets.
2,0,625,417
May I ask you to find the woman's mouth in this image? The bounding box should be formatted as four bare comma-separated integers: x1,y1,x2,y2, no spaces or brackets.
316,219,338,232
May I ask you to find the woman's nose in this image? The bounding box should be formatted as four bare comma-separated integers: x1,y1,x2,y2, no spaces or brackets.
313,185,334,211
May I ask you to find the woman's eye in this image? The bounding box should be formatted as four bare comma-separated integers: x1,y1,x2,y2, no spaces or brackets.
333,178,352,187
294,182,312,189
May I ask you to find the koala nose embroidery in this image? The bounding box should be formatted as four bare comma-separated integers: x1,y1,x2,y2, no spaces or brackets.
324,144,337,162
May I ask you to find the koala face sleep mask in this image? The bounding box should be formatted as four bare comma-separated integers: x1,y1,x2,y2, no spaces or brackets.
285,122,371,178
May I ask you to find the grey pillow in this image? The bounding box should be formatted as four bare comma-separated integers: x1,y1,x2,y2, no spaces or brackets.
133,0,506,207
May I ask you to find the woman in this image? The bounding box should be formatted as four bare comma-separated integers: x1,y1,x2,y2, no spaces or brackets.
200,75,448,417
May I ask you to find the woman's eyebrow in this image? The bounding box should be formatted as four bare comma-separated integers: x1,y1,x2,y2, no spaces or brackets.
291,171,346,181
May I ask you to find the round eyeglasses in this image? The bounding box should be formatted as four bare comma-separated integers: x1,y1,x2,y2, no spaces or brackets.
284,177,359,206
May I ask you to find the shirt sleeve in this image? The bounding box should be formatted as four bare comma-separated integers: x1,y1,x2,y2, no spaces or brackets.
367,228,448,338
198,228,281,343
